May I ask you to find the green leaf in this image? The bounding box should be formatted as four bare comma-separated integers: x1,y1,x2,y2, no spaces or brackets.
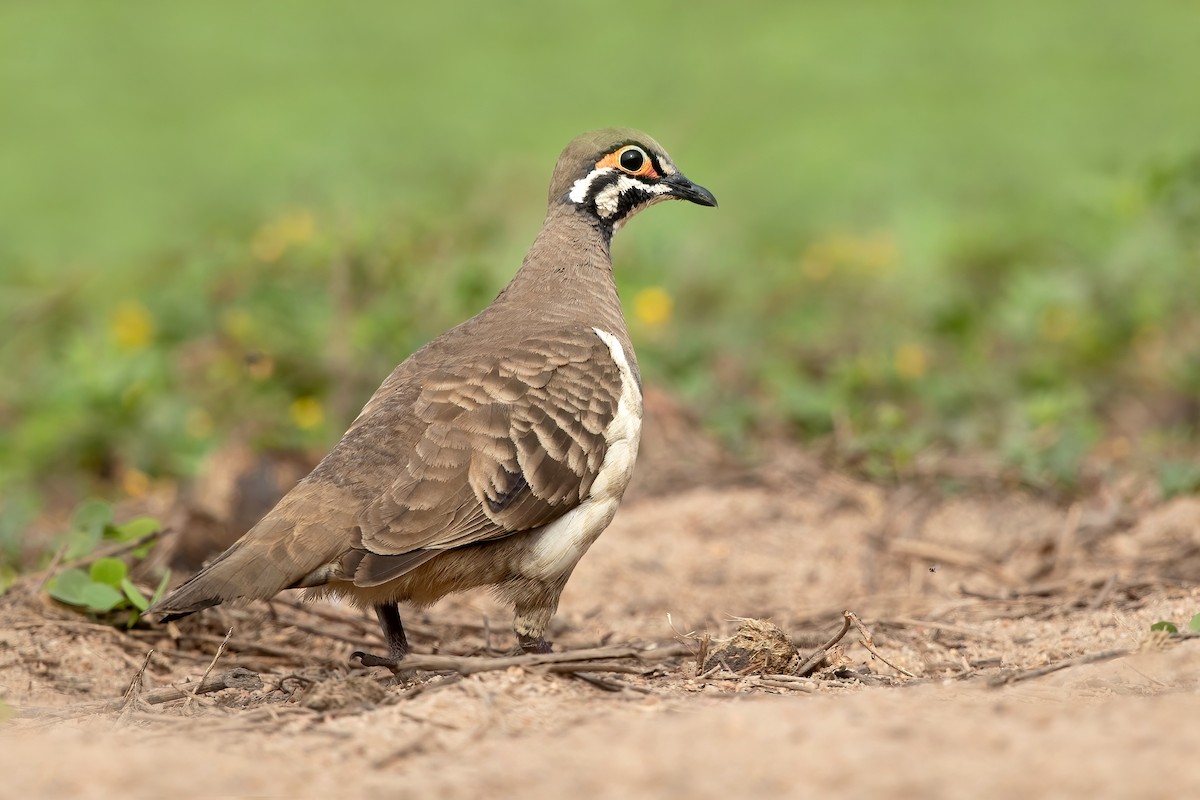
0,698,13,724
121,577,149,611
64,500,113,560
78,582,125,612
149,568,171,606
1151,621,1179,634
47,568,93,606
89,557,127,588
109,516,159,543
72,499,113,534
1189,614,1200,633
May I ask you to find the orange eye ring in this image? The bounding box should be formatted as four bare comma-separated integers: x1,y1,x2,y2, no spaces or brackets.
597,145,658,178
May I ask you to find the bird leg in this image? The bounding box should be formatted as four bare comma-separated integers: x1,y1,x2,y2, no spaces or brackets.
351,602,410,668
518,634,553,654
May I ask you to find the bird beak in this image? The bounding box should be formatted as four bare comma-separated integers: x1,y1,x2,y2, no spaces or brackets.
662,173,718,207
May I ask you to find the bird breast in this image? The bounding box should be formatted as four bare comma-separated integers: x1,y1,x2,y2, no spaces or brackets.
521,327,643,581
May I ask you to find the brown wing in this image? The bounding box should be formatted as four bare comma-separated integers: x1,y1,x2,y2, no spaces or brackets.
347,331,623,587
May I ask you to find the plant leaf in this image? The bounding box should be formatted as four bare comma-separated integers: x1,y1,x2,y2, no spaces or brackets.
47,568,93,606
64,500,113,560
149,568,171,606
121,577,149,611
109,516,159,543
89,557,127,587
79,582,125,612
1150,620,1179,634
1189,614,1200,633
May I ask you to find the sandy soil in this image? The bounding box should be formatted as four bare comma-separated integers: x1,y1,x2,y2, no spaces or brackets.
3,429,1200,798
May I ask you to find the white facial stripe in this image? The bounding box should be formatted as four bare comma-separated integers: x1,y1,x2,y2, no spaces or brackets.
568,168,614,205
592,175,672,218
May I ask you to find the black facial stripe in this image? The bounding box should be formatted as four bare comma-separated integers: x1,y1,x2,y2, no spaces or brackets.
646,150,665,177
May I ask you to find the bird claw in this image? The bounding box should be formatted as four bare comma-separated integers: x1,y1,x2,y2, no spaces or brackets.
351,650,401,670
518,635,553,654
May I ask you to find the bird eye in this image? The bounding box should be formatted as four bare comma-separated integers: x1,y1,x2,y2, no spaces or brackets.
618,146,647,174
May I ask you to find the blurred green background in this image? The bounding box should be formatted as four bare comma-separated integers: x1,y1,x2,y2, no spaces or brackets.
3,0,1200,545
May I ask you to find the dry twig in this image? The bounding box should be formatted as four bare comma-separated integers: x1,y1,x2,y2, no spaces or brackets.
847,611,916,679
360,643,689,676
988,632,1200,687
796,613,853,676
187,627,232,709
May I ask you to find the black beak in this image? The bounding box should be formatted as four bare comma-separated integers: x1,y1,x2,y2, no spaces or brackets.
662,173,718,207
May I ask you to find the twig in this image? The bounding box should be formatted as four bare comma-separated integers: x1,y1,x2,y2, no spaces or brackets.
757,680,814,693
360,643,689,676
187,627,232,709
796,612,853,676
176,632,343,665
31,543,69,589
1086,574,1119,611
14,668,264,719
569,672,653,694
847,611,916,679
50,529,166,577
987,648,1132,687
539,661,652,675
114,649,154,724
142,668,264,705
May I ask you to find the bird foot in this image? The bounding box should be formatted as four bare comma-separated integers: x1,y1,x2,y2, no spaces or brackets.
518,635,553,654
351,650,402,670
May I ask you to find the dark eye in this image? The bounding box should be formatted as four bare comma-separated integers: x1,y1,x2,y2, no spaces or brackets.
619,147,646,173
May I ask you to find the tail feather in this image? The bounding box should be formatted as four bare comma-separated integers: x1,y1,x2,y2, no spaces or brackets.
149,484,354,619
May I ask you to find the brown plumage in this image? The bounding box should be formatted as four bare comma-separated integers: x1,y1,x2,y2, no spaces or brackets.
150,128,717,662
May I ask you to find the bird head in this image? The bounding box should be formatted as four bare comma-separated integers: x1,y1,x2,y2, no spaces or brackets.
549,128,717,231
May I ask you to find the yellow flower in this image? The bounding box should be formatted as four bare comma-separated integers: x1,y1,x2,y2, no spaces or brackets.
120,468,151,498
633,287,674,328
290,396,324,430
110,301,155,351
894,342,928,380
252,210,316,263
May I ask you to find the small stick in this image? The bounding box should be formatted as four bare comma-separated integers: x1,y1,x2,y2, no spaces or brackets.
114,649,154,724
847,611,916,679
24,543,69,592
1086,573,1119,611
539,661,652,675
796,613,853,676
361,643,689,676
988,647,1131,687
52,529,166,577
142,668,264,705
177,633,343,665
570,673,653,694
187,628,232,709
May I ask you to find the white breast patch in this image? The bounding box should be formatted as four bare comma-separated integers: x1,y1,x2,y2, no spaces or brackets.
523,328,643,580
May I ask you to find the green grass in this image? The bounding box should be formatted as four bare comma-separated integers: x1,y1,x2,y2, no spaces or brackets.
3,0,1200,541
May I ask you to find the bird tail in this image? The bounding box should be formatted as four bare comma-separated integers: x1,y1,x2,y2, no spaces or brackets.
149,483,351,620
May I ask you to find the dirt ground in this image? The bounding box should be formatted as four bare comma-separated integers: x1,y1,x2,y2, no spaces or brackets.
4,416,1200,798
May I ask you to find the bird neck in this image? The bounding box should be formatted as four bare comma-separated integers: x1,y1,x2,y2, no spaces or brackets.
493,204,629,340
